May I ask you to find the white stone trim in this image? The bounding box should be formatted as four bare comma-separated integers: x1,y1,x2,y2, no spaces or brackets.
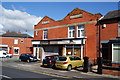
35,21,97,31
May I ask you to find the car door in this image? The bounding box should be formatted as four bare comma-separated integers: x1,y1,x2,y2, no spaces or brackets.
69,56,76,68
74,56,82,67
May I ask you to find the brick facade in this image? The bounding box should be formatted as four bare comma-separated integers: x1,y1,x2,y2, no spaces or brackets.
0,32,33,56
99,10,120,66
32,8,102,61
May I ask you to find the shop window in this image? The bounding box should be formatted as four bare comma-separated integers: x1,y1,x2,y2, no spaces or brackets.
43,30,48,39
78,25,84,37
14,39,18,44
68,26,75,38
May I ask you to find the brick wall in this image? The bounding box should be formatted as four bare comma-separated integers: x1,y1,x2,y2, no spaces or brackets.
101,20,118,41
0,37,33,56
34,8,102,59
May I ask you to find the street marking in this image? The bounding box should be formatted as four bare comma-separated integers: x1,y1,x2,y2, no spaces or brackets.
0,75,11,79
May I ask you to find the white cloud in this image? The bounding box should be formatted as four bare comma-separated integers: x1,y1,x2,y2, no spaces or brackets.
0,5,42,36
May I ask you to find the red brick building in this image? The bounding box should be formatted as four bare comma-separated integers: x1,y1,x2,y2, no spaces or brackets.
32,8,102,61
99,10,120,66
0,32,33,56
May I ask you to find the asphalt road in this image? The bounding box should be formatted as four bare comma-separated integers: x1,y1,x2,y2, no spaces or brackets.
1,66,66,80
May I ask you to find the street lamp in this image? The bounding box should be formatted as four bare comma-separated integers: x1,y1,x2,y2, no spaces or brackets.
97,19,103,74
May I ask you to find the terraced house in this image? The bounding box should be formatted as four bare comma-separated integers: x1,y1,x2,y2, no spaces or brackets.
0,31,33,56
99,10,120,67
32,8,102,61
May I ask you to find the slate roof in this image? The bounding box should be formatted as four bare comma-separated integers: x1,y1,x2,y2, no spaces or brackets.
0,32,33,38
100,10,120,21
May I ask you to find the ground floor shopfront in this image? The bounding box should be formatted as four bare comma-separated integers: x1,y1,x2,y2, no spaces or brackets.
32,38,86,61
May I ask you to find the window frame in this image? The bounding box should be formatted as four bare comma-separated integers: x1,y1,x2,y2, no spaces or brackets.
14,38,18,44
13,47,19,55
77,25,84,38
112,43,120,63
43,30,48,40
36,31,38,36
68,26,75,38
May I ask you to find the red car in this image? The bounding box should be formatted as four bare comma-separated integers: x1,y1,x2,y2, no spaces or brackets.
42,55,59,68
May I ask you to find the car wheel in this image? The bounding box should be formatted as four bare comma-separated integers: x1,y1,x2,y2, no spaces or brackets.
67,65,72,71
27,59,30,63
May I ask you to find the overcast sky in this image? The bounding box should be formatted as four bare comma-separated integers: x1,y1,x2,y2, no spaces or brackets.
0,2,119,36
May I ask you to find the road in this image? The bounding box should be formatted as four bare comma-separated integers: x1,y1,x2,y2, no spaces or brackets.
1,61,119,80
1,66,66,80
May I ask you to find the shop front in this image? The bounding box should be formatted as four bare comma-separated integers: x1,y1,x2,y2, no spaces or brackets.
32,38,86,61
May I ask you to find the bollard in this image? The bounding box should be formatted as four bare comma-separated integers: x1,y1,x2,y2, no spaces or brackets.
83,57,89,72
97,57,103,74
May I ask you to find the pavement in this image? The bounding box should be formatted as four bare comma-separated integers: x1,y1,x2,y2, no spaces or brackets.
0,57,120,79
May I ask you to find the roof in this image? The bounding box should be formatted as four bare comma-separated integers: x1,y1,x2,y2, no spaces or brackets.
1,32,33,38
100,10,120,21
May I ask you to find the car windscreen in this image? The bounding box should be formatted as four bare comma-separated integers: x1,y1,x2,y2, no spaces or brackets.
25,54,32,56
44,56,54,60
57,57,67,61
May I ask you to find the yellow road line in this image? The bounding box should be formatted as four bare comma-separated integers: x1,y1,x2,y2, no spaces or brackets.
2,65,69,79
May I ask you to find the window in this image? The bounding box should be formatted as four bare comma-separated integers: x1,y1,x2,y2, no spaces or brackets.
43,30,48,39
112,44,120,63
57,57,67,61
14,47,19,55
14,39,18,44
36,31,38,36
20,39,24,43
68,26,75,38
78,25,84,37
118,21,120,36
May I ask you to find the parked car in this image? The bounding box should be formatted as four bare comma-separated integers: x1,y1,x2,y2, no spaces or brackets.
55,56,84,71
42,55,59,68
19,53,38,62
0,50,12,58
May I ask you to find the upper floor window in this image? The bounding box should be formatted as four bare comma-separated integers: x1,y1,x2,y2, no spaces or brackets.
118,21,120,36
43,30,48,39
78,25,84,37
68,26,75,38
20,38,24,43
36,31,38,36
14,39,18,44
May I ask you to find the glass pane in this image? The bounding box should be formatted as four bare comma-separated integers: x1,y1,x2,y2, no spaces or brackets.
78,30,80,37
113,44,120,47
69,26,75,30
69,31,71,37
44,30,48,39
81,30,84,36
113,48,120,62
72,31,75,37
78,25,84,29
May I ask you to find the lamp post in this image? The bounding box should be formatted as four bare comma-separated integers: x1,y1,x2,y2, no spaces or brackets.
97,20,103,74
